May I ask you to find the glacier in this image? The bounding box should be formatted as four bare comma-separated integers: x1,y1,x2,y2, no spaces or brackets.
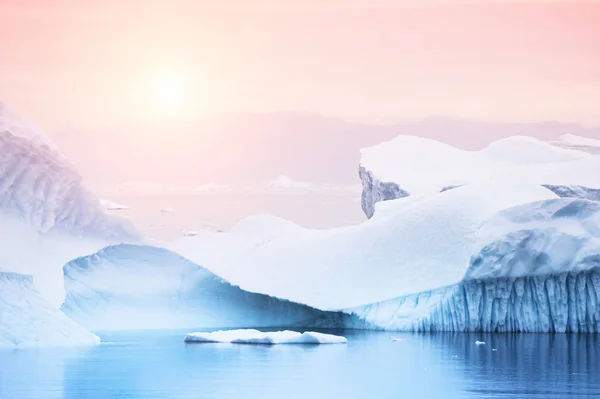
347,198,600,332
0,272,99,349
62,244,356,331
359,135,600,218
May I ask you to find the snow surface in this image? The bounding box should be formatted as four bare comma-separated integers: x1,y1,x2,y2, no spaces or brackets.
359,135,600,217
555,134,600,148
184,329,347,344
0,272,99,349
551,134,600,155
62,244,356,331
171,183,557,310
346,198,600,332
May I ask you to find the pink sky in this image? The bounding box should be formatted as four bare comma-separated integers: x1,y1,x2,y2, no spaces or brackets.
2,1,600,236
2,0,600,131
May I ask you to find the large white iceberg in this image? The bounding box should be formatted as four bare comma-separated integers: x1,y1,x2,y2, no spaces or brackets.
170,181,600,332
551,134,600,155
359,135,600,217
0,272,99,349
171,183,557,310
184,329,347,344
62,244,355,331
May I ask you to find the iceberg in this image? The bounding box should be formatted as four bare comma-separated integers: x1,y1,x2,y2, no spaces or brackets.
542,184,600,202
62,244,356,331
171,183,557,310
171,182,600,333
0,104,141,306
359,135,600,217
0,104,140,347
100,199,129,211
184,329,347,344
346,198,600,332
0,272,99,349
551,134,600,155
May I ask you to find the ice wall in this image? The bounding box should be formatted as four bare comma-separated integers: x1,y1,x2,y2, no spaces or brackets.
0,272,100,349
62,244,358,331
348,270,600,333
359,166,408,218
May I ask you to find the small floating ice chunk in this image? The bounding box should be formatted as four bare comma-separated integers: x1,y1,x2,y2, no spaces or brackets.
391,337,406,342
475,341,486,345
100,199,129,211
184,329,347,344
492,348,498,351
160,207,175,214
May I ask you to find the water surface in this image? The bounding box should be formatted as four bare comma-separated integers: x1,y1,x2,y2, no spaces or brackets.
1,329,599,399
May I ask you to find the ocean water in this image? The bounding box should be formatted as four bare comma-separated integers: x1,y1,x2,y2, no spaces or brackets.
1,329,599,399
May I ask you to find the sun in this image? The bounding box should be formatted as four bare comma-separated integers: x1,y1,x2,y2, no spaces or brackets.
153,74,185,107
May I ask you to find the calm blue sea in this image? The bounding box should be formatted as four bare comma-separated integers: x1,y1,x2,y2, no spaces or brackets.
1,329,599,399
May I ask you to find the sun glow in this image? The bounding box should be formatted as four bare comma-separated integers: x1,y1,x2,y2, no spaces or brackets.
153,74,185,107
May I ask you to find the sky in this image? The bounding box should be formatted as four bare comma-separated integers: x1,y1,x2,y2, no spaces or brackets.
2,0,600,132
2,0,600,237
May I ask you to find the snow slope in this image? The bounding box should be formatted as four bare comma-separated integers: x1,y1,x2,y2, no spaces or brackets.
359,135,600,217
184,329,347,344
62,244,356,331
171,183,557,310
0,104,141,306
0,272,100,349
347,198,600,332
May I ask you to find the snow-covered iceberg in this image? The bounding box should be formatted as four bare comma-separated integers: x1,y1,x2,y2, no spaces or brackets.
347,198,600,332
0,272,99,349
171,180,600,333
0,104,141,348
100,199,129,211
171,183,558,311
62,244,356,331
184,329,347,344
0,104,141,306
359,135,600,217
